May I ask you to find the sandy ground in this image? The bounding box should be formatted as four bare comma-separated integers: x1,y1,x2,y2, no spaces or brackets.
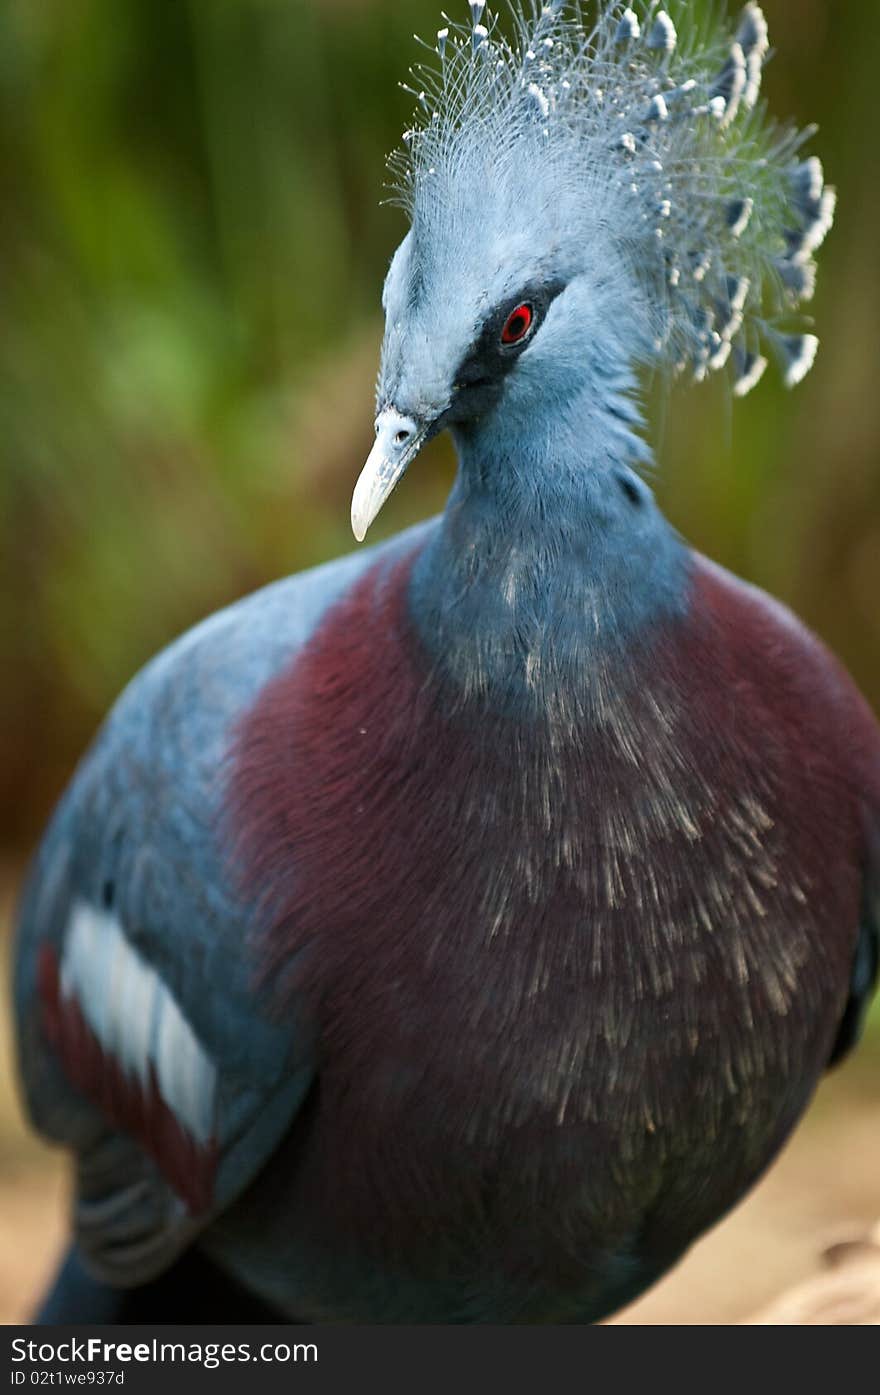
2,859,878,1325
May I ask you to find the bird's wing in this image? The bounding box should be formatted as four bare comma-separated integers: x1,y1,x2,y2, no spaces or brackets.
829,816,879,1069
14,521,435,1287
831,651,880,1068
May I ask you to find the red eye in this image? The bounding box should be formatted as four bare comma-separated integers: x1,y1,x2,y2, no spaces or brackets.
501,303,534,346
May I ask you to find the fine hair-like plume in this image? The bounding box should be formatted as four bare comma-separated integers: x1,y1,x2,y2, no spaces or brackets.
389,1,835,397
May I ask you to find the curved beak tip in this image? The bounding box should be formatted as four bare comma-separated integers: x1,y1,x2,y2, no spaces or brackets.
350,450,390,544
351,509,369,545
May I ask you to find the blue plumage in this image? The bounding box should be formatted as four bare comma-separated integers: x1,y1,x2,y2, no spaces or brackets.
15,525,428,1288
13,3,879,1324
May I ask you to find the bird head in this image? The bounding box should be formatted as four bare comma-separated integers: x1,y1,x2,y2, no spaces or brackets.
352,2,835,541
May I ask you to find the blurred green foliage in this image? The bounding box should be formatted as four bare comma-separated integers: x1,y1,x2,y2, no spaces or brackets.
0,0,878,850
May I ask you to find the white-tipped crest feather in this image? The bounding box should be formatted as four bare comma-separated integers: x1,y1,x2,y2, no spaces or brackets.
390,2,835,397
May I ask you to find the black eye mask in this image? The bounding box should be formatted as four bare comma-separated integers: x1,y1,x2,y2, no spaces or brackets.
446,279,567,422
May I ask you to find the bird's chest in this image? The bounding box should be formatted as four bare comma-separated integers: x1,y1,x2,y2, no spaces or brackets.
228,555,858,1273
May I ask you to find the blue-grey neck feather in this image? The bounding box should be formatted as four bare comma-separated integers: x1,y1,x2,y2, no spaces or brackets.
410,377,690,721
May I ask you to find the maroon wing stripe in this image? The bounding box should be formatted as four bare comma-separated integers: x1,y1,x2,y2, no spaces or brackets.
38,946,218,1214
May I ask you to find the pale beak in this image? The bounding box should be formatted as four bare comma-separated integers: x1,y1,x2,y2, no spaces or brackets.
351,408,429,543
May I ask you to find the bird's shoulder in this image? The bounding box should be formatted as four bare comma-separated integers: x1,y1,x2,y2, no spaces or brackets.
688,552,880,803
